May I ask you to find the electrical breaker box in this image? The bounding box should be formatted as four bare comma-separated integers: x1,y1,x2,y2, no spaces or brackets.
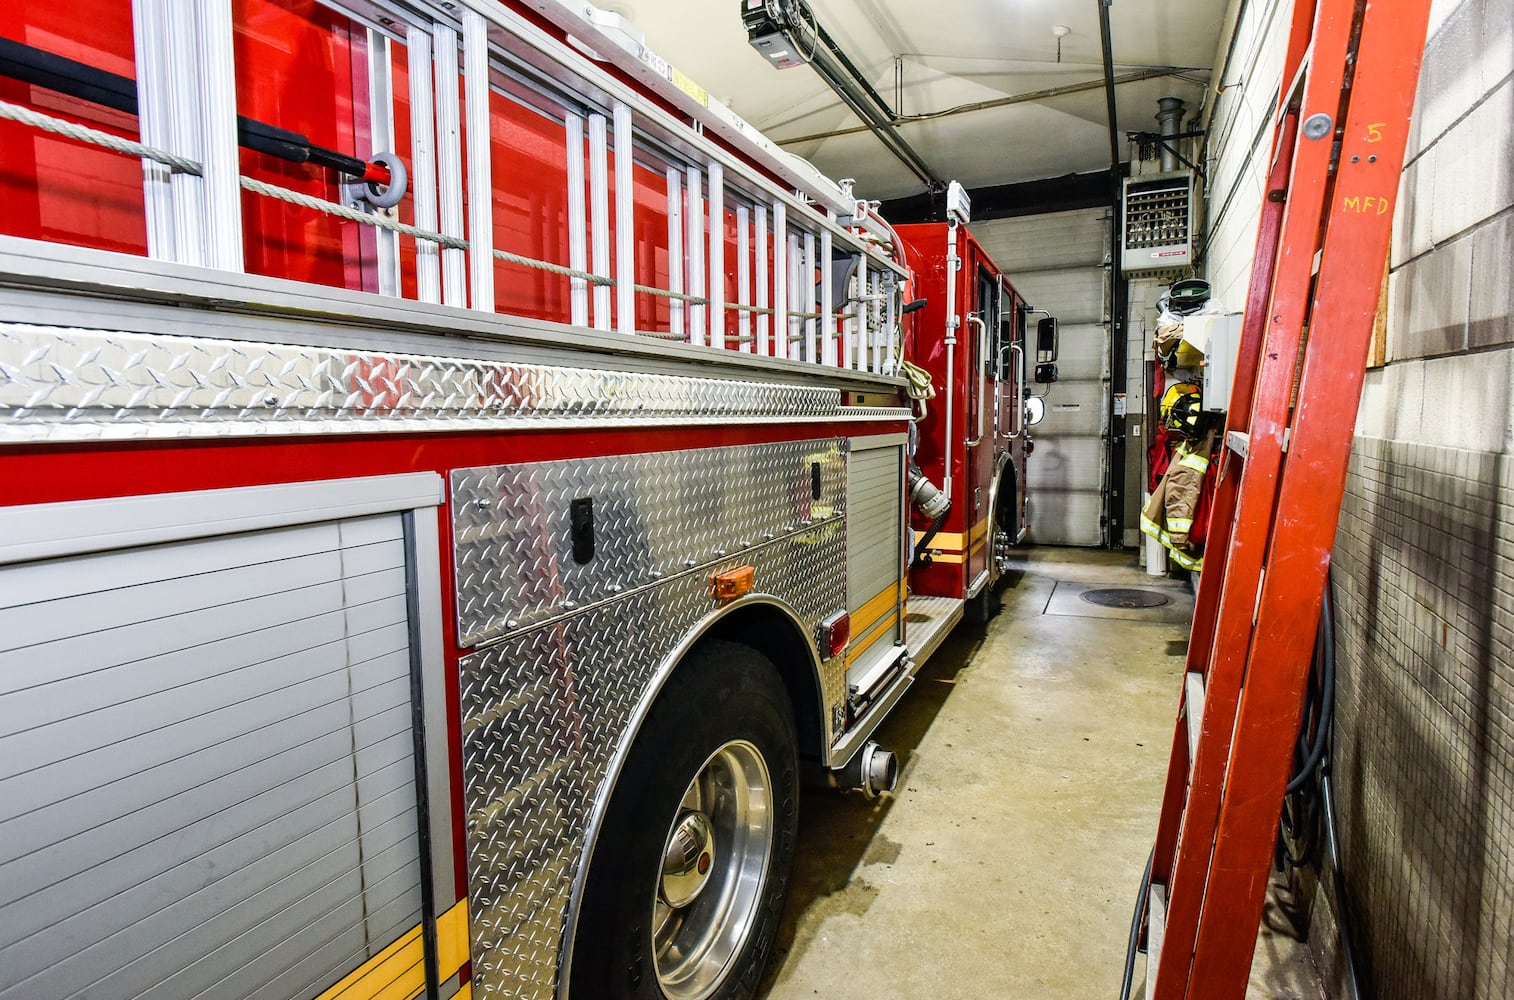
1180,312,1243,412
1122,170,1194,272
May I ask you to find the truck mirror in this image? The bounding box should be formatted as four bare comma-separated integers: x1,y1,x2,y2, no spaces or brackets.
1035,316,1059,383
1036,316,1059,362
1025,396,1046,426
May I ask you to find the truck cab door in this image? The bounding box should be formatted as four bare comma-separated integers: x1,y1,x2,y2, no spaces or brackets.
965,264,1000,590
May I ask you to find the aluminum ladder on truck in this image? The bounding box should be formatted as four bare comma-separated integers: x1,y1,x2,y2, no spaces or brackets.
1138,0,1434,996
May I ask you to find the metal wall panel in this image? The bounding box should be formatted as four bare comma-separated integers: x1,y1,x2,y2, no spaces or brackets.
971,210,1111,546
0,515,423,1000
971,210,1108,272
452,442,852,1000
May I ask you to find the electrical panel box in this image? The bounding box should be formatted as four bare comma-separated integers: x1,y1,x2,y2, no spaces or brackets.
1180,312,1243,412
1122,170,1194,272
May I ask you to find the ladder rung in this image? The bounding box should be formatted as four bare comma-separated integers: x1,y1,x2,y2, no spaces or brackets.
1184,670,1206,776
1146,881,1168,1000
1226,428,1290,458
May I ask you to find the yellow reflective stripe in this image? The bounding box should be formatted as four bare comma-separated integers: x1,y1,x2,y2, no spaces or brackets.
1177,454,1210,472
1167,518,1193,531
436,899,470,983
314,899,470,1000
847,611,901,666
1141,517,1203,568
314,927,424,1000
850,584,901,645
1167,546,1204,569
911,515,991,552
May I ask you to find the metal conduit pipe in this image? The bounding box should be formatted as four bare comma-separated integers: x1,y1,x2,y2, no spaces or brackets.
1097,0,1122,182
1157,96,1186,171
942,219,960,499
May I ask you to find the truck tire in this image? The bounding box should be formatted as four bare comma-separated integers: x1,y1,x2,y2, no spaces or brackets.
964,580,1000,624
967,467,1021,624
569,640,799,1000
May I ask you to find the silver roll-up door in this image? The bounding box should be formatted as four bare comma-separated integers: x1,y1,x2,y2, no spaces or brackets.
973,209,1111,546
847,442,904,612
0,514,423,1000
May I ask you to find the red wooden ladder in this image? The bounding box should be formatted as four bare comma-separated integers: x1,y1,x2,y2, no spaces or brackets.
1141,0,1434,996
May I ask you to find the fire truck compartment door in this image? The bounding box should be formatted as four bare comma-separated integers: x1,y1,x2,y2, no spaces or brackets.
845,435,907,697
0,475,453,1000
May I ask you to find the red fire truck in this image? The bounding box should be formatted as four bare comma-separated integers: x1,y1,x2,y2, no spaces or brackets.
895,215,1050,626
0,2,1049,999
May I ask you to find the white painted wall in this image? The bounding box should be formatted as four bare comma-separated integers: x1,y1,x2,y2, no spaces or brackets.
1201,0,1295,307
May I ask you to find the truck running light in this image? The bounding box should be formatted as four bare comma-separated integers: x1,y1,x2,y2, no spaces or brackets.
818,611,850,658
709,565,755,601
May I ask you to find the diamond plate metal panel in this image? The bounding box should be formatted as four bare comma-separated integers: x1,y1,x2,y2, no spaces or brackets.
452,441,847,646
459,532,847,1000
0,324,845,441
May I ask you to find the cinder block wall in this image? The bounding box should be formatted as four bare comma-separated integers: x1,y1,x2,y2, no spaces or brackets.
1331,0,1514,993
1206,0,1514,995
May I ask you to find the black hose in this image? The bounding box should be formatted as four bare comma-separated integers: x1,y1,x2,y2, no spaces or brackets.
912,507,950,566
0,37,381,181
1118,849,1154,1000
1279,575,1337,875
1275,571,1366,1000
1285,583,1335,795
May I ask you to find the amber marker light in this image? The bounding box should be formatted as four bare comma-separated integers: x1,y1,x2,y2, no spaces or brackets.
709,565,756,601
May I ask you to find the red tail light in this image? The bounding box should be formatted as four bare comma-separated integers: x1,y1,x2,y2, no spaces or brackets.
819,612,850,659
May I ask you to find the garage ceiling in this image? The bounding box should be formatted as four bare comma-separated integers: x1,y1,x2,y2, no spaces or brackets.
606,0,1226,203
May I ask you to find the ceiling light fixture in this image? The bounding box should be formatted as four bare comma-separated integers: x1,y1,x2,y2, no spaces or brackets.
1052,24,1071,64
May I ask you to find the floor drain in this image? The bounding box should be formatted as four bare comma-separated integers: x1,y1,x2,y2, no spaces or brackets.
1080,588,1171,609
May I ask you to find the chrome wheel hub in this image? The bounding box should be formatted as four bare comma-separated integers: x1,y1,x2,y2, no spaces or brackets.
993,526,1013,574
661,810,716,909
652,740,773,1000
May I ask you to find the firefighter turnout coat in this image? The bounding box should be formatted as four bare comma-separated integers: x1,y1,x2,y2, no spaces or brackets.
1141,427,1218,570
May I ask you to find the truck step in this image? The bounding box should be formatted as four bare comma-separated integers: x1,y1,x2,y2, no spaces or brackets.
903,594,964,667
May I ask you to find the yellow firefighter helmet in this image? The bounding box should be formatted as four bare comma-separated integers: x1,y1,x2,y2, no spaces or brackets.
1160,382,1203,437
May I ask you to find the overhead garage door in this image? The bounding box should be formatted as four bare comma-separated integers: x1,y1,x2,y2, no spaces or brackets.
0,485,436,1000
973,209,1110,546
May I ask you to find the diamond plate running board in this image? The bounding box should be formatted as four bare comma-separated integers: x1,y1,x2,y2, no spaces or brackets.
902,594,964,668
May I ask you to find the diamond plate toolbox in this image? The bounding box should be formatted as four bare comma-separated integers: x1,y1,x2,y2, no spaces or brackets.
453,441,851,999
452,441,848,646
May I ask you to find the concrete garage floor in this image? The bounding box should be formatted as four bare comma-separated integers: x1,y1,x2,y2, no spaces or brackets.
760,547,1327,1000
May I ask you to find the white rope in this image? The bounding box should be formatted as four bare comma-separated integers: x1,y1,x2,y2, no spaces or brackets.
238,177,467,249
0,99,202,175
246,180,613,283
635,284,710,305
496,247,612,284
